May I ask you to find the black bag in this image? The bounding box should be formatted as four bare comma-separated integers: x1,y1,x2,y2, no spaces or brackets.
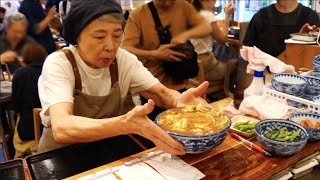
148,2,199,80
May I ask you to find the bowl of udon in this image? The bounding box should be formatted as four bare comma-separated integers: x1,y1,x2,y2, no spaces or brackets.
155,104,231,154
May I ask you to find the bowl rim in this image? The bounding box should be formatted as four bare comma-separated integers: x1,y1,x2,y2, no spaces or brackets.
254,119,309,145
155,107,232,138
289,113,320,131
272,73,307,85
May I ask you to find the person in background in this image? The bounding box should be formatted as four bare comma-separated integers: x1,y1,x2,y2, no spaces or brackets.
19,0,57,54
37,0,209,154
0,1,19,17
0,12,34,73
58,0,71,23
45,0,62,12
12,42,46,158
191,0,234,82
121,0,212,91
0,7,6,32
243,0,320,57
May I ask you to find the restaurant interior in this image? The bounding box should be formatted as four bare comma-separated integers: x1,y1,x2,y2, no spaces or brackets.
1,0,320,179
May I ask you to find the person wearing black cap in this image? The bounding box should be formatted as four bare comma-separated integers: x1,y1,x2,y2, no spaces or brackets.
37,0,210,155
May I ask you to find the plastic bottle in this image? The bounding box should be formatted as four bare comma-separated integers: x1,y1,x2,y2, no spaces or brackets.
243,70,264,98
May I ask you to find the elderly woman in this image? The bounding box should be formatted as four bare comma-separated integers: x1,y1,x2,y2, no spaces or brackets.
0,12,34,73
38,0,209,155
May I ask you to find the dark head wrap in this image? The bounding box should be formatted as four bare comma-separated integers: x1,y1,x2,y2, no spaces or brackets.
63,0,123,45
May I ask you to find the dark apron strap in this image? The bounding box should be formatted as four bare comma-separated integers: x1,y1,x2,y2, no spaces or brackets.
109,59,118,86
61,49,82,91
61,49,119,90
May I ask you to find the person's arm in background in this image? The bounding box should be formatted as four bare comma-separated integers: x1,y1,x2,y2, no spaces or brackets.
20,3,57,35
171,2,211,44
121,10,185,62
299,10,320,33
210,2,234,44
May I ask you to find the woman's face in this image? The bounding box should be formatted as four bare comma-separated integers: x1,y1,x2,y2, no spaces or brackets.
77,19,122,69
201,0,216,11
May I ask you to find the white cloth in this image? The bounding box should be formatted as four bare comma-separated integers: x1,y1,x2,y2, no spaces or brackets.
240,46,295,74
236,95,294,120
38,46,159,126
190,10,218,55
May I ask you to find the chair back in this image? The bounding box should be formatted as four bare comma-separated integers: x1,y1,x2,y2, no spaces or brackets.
33,108,42,146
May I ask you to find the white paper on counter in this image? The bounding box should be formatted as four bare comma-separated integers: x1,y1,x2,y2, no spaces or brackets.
77,167,118,180
116,158,166,180
141,150,206,180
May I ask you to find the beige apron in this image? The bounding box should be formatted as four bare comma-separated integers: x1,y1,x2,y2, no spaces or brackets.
38,49,135,152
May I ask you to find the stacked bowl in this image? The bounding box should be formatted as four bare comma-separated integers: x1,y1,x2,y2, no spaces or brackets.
313,54,320,74
271,73,307,108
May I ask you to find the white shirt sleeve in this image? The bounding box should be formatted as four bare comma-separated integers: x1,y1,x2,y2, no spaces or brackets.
117,48,159,94
38,51,75,125
200,10,218,24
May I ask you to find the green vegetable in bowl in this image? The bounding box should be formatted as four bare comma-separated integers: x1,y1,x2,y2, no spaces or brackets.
233,121,256,134
264,129,301,141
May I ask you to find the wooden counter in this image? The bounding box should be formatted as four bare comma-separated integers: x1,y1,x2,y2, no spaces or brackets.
66,98,320,180
277,43,320,70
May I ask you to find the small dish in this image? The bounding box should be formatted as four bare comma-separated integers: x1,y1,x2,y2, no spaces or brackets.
230,115,259,138
290,33,317,42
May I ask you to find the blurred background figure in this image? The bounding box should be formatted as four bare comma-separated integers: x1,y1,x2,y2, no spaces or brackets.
12,42,47,158
0,1,19,17
243,0,320,57
0,12,34,73
59,0,71,23
191,0,234,82
19,0,57,54
0,7,6,32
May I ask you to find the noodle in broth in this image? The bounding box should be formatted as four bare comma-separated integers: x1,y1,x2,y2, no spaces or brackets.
158,104,228,136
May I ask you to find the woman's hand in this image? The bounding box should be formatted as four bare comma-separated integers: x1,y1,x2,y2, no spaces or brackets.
177,81,211,107
0,51,18,63
171,33,188,45
153,44,185,62
224,2,235,16
124,99,185,155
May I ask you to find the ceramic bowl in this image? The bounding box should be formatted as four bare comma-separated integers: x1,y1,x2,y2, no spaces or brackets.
314,54,320,65
255,119,309,156
303,76,320,96
155,109,231,154
313,95,320,104
289,113,320,141
313,62,320,72
272,73,307,95
310,71,320,78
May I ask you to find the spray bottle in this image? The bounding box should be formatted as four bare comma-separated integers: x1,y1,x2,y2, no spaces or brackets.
243,70,264,98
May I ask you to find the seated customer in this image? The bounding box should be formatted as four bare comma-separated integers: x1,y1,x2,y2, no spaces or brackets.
191,0,234,82
0,12,34,73
121,0,212,91
243,0,320,57
12,42,46,158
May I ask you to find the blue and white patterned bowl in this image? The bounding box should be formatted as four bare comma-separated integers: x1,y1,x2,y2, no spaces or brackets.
155,111,231,154
314,54,320,65
314,62,320,72
255,119,309,156
313,95,320,104
310,71,320,78
289,113,320,141
303,76,320,96
303,94,316,101
272,73,307,95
